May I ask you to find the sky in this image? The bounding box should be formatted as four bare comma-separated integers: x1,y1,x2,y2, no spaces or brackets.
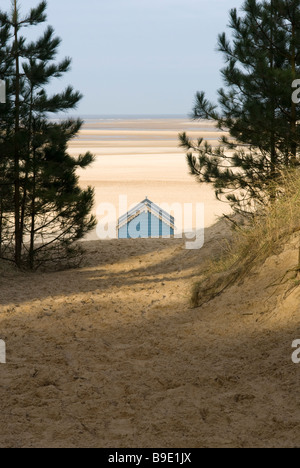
2,0,245,115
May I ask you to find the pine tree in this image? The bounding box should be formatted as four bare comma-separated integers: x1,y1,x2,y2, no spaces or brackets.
0,1,96,269
179,0,300,214
0,7,14,260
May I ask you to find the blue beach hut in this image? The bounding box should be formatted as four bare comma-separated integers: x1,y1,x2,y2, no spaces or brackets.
117,198,175,239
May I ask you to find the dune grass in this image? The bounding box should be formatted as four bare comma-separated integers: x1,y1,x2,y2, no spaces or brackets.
192,170,300,307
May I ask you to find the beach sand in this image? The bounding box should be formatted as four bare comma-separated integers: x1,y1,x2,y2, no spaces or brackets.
0,118,298,448
69,118,232,239
0,221,299,448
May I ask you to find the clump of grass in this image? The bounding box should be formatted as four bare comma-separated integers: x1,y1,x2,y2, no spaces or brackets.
192,170,300,307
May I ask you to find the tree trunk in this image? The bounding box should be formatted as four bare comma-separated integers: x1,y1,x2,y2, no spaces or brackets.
290,22,297,166
20,86,34,244
13,1,21,267
29,150,36,270
269,0,277,201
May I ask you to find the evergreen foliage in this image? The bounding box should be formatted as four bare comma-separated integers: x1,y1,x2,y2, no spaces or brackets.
179,0,300,214
0,1,96,269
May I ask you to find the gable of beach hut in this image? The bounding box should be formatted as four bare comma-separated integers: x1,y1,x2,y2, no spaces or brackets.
117,198,175,239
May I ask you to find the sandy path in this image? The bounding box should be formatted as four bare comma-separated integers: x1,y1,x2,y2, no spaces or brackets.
0,221,299,448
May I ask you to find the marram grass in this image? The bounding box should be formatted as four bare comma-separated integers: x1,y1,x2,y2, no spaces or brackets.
192,170,300,307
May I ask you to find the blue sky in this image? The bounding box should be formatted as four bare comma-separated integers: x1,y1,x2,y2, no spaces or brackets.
2,0,245,115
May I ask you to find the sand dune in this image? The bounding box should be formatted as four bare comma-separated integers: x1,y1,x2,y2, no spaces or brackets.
1,118,298,448
0,220,299,448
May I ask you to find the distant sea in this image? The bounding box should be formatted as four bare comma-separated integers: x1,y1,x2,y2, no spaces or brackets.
54,114,189,122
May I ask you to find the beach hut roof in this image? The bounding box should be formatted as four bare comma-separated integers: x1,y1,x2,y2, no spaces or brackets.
117,197,175,230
